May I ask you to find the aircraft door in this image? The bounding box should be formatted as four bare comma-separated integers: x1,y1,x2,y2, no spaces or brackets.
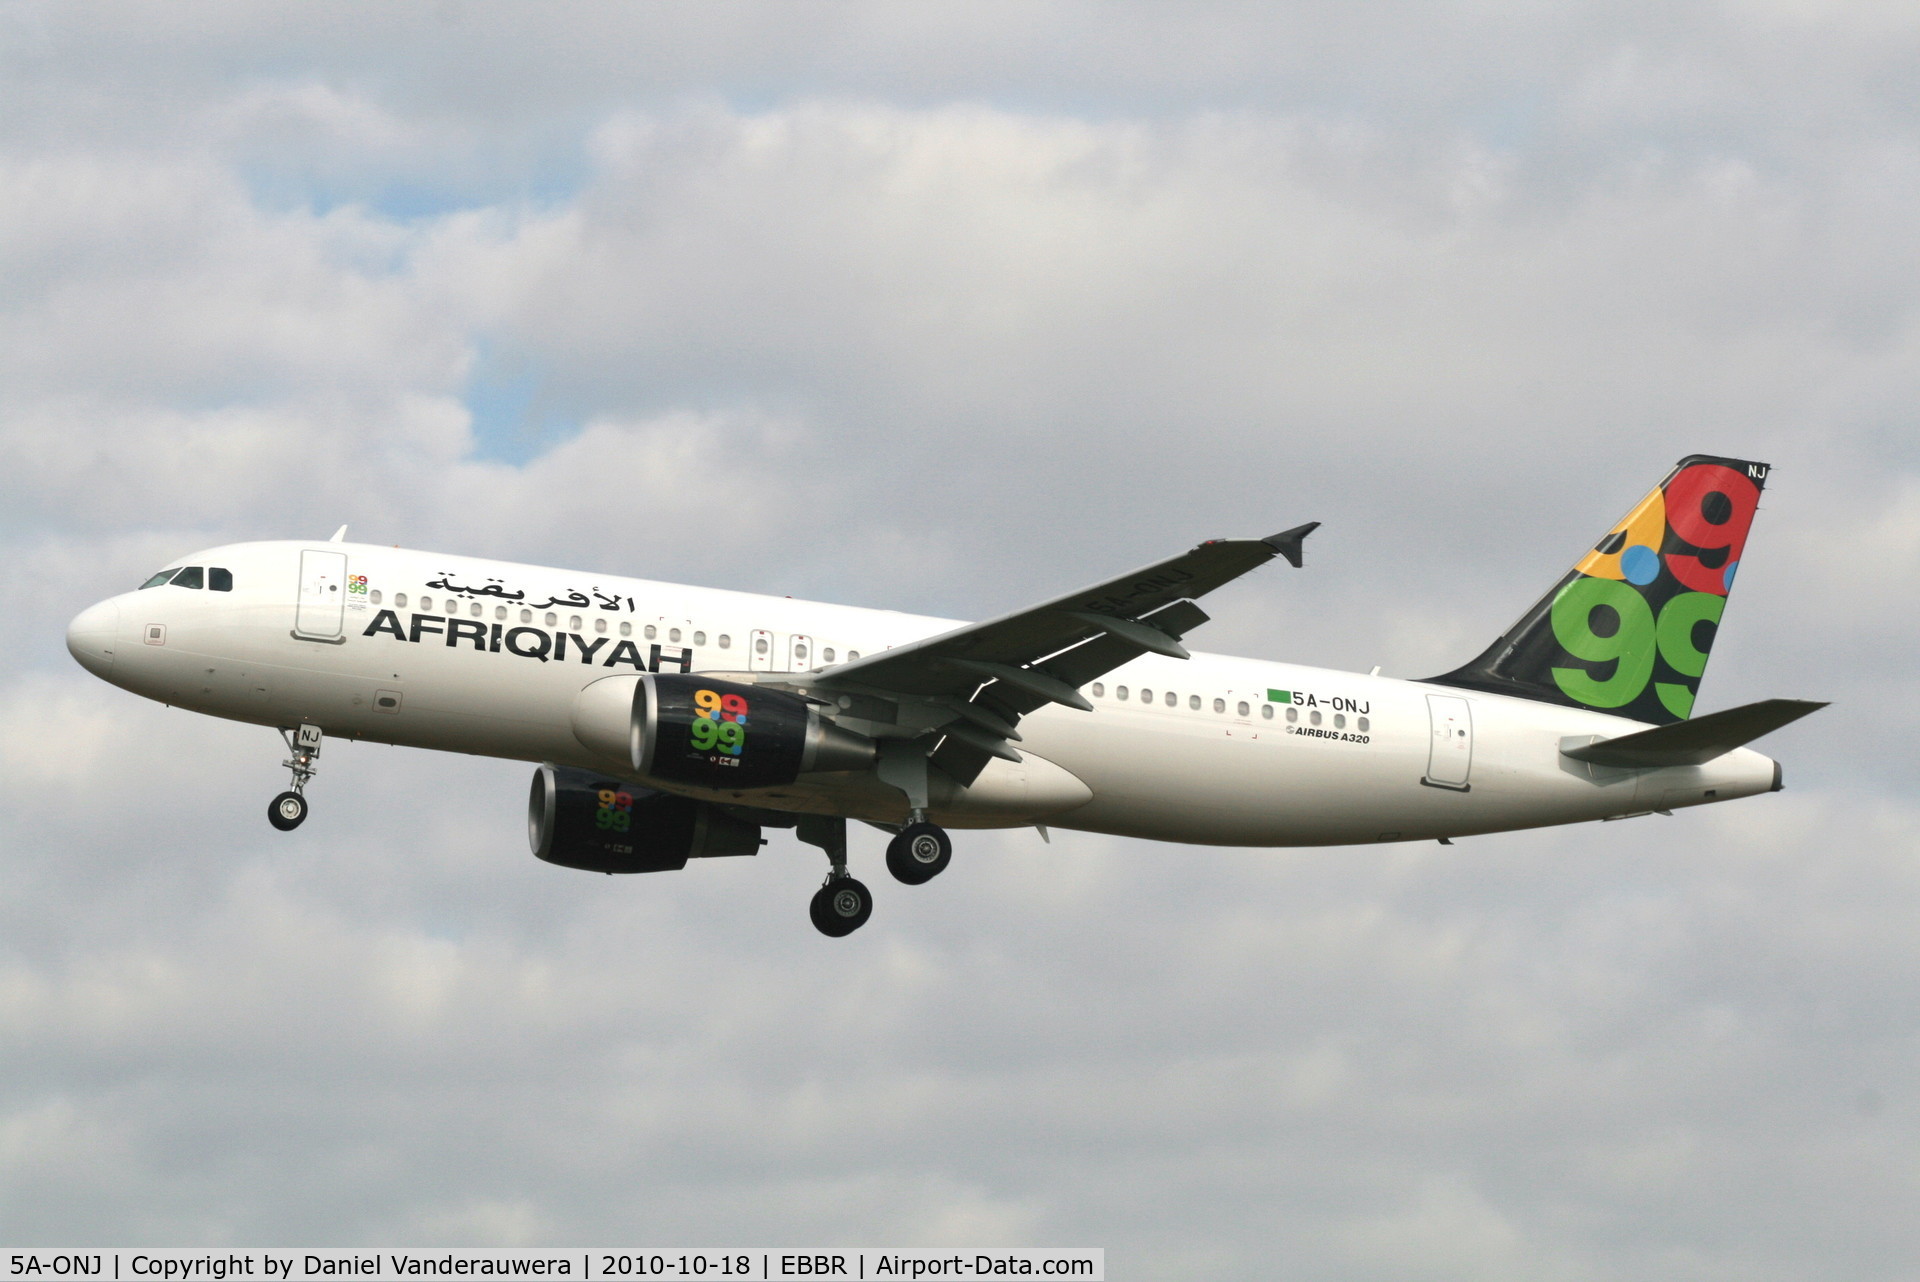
295,549,348,640
749,629,774,672
786,633,814,672
1422,694,1473,791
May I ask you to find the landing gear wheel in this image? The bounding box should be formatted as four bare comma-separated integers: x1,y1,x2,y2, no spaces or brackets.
809,877,873,937
268,791,308,831
272,724,322,832
886,822,952,885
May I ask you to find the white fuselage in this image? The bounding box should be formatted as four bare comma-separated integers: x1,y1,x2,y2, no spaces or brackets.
66,540,1781,845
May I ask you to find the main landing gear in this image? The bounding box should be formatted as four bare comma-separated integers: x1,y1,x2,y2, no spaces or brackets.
797,812,953,937
798,814,871,937
268,723,323,831
886,819,952,885
809,878,874,937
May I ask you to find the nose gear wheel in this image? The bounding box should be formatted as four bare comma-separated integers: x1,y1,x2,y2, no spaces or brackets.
269,723,323,831
268,791,308,831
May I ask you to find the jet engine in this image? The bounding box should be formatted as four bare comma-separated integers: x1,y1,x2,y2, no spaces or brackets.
632,674,874,789
528,763,761,874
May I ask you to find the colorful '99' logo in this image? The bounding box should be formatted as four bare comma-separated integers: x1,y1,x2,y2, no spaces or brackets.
348,575,368,595
1549,461,1763,721
690,688,749,755
595,788,632,832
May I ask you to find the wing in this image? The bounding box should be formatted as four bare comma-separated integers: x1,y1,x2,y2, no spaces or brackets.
798,523,1318,785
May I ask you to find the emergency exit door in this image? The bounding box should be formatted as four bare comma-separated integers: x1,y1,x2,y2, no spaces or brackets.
294,549,348,640
786,633,814,671
748,629,774,672
1422,694,1473,791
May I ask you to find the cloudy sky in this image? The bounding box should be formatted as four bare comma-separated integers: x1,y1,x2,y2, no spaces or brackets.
4,2,1918,1274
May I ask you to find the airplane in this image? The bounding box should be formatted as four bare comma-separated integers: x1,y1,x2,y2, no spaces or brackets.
65,454,1823,937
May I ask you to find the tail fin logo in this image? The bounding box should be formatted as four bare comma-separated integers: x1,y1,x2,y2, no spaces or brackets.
1426,455,1769,726
1551,461,1762,719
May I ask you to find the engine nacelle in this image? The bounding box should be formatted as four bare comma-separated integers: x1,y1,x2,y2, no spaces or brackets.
632,674,874,790
528,763,760,874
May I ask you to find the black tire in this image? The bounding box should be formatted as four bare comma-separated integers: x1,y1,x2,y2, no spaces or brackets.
268,791,308,831
886,822,952,885
809,877,873,937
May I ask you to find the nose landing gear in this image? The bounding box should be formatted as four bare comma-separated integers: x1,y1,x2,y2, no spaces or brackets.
268,723,323,831
268,791,307,830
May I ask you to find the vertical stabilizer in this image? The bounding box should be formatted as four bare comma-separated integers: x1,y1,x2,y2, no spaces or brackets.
1427,455,1770,725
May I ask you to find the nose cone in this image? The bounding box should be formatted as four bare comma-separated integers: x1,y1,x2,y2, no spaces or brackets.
66,599,120,678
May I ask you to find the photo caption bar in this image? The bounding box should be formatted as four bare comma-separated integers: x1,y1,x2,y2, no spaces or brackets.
3,1251,1103,1281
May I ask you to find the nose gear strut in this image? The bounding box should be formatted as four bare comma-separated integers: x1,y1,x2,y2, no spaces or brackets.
268,723,322,831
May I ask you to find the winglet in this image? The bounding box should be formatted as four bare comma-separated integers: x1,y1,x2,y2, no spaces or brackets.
329,525,348,543
1263,521,1320,568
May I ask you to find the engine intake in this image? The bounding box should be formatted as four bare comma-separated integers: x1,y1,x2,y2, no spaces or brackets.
528,763,760,874
632,674,874,789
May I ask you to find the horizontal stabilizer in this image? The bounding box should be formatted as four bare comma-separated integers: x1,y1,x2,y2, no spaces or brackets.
1561,698,1827,768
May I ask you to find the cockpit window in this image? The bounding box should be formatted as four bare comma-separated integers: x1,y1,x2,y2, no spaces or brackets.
209,567,233,591
170,566,204,589
140,569,178,589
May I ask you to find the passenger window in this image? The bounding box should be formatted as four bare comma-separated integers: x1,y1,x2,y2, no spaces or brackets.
209,567,233,591
569,616,583,631
754,636,769,654
370,590,382,605
544,612,557,627
1116,686,1129,700
1237,701,1250,717
171,566,204,589
1287,706,1298,723
395,593,408,609
495,606,507,620
1261,704,1273,720
1334,713,1346,729
645,625,658,640
694,631,706,646
1358,717,1370,732
1092,683,1105,698
719,634,731,649
669,628,682,643
1310,710,1322,726
470,602,483,618
822,646,834,662
421,596,434,611
1213,698,1225,713
847,651,860,660
139,570,176,589
1165,691,1177,707
520,609,532,623
1140,688,1153,702
620,621,632,637
595,617,608,634
1189,695,1200,710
